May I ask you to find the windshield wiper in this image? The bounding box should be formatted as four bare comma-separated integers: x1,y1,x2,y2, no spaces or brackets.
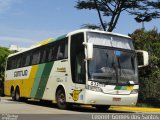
112,62,119,85
90,78,109,84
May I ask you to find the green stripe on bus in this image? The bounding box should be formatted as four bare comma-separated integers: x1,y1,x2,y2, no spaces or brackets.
30,64,46,98
50,34,67,43
114,86,127,90
114,86,121,90
35,62,54,99
55,34,66,41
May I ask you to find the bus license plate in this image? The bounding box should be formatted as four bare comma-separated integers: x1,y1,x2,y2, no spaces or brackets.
113,98,121,101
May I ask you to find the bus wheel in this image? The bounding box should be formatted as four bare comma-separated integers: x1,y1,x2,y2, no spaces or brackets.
56,89,68,109
20,97,27,102
94,105,110,112
15,88,20,101
11,90,15,101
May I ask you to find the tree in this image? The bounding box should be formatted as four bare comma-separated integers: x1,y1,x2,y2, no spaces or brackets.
0,46,12,95
76,0,160,32
134,1,160,29
130,29,160,105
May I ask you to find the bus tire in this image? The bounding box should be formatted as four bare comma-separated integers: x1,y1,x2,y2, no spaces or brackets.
15,87,20,101
56,89,68,109
20,97,27,102
11,89,15,101
94,105,110,111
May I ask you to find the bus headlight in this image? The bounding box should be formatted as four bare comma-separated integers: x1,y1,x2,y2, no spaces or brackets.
86,85,103,93
131,89,138,94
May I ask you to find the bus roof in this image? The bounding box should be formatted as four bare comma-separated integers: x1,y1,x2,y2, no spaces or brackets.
67,29,131,39
8,29,131,58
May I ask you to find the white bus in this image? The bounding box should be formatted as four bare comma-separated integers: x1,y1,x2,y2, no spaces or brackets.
4,29,148,110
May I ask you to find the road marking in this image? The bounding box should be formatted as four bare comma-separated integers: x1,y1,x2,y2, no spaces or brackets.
81,105,160,113
110,106,160,113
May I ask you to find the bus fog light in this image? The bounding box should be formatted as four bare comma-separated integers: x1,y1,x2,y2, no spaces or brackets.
86,85,103,93
131,89,138,94
132,102,136,105
91,100,96,103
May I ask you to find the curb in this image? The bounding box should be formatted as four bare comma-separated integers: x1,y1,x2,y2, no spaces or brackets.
81,105,160,113
110,106,160,113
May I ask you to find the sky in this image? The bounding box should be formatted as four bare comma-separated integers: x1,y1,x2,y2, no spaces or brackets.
0,0,159,48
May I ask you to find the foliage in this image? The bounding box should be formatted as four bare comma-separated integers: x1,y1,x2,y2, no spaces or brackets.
134,1,160,23
130,29,160,103
0,46,12,95
76,0,160,31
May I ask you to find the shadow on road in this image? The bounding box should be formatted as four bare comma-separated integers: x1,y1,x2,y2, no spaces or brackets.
21,99,135,113
3,97,135,113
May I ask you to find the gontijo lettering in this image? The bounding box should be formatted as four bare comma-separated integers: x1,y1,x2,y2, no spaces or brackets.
14,70,28,77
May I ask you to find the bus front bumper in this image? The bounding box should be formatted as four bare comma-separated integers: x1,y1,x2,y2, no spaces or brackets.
84,90,138,106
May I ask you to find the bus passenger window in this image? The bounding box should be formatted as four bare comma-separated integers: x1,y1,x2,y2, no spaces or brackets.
16,56,21,68
64,41,68,59
57,39,68,60
57,45,63,60
11,57,17,69
25,53,31,66
41,48,47,63
48,45,58,61
12,58,17,69
32,51,41,65
7,58,11,70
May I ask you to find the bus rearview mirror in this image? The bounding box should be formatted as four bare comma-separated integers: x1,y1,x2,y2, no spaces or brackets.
136,50,149,68
83,42,93,60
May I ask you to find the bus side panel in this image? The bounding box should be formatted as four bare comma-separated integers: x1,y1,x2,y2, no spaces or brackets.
4,80,15,96
23,65,39,97
33,62,54,99
4,80,23,96
30,64,46,98
4,65,38,98
42,60,77,103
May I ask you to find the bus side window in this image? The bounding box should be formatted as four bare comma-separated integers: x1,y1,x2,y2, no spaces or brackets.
41,48,47,63
48,44,58,62
32,50,41,65
16,55,22,68
22,52,31,67
22,54,26,67
57,41,64,60
12,58,17,69
7,58,11,70
64,40,68,59
10,58,14,69
26,54,31,66
57,38,68,60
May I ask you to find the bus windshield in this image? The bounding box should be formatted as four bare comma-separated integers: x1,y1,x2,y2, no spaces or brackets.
87,32,138,85
88,47,138,85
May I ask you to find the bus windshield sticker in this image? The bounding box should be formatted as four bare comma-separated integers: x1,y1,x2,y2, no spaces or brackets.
115,50,121,57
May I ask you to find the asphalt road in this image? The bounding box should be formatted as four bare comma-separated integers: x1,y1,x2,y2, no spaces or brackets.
0,97,135,114
0,97,160,120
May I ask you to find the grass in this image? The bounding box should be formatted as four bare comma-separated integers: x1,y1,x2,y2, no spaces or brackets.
136,102,160,108
137,103,155,108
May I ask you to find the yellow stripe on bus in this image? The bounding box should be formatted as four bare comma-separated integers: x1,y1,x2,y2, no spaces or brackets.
24,65,39,97
127,86,133,90
4,65,39,97
32,38,54,46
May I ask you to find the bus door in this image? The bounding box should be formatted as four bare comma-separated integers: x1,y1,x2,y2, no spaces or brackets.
70,33,86,103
